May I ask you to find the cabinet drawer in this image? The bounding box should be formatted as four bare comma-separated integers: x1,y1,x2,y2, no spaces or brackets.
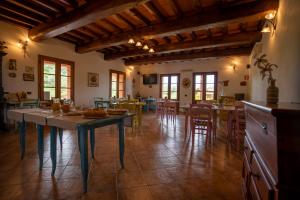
244,136,254,164
249,176,261,200
245,106,277,181
251,155,274,200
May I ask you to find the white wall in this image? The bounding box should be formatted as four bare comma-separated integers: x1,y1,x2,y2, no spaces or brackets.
0,21,133,106
135,56,250,105
249,0,300,102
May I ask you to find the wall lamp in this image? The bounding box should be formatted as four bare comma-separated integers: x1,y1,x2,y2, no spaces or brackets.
18,39,29,58
261,10,277,35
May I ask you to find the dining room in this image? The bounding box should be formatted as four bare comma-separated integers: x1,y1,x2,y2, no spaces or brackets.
0,0,300,199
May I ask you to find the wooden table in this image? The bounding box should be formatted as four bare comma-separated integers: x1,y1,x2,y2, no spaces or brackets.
7,108,134,193
180,105,235,141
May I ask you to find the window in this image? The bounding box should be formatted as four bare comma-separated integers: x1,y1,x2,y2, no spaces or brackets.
193,72,217,102
110,70,126,98
38,55,74,100
160,74,180,100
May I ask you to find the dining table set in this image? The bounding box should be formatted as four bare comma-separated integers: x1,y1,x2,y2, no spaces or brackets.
7,107,134,193
180,103,236,143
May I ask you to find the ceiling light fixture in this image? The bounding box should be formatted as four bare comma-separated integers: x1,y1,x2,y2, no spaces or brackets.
136,41,142,47
128,38,135,44
142,45,149,50
149,48,155,53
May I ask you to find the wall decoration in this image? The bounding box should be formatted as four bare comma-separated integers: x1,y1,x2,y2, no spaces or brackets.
244,75,249,81
223,80,229,86
8,59,17,70
8,72,16,78
25,66,34,73
254,54,279,104
23,73,34,81
88,72,99,87
182,78,191,88
240,81,247,86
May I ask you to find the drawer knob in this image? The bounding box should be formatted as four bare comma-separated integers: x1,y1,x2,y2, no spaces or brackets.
251,172,260,179
261,122,268,133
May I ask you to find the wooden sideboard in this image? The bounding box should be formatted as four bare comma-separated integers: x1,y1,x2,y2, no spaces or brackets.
242,101,300,199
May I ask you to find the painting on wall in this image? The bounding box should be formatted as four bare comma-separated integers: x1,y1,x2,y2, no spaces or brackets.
23,73,34,81
8,72,16,78
25,66,34,74
8,59,17,70
88,72,99,87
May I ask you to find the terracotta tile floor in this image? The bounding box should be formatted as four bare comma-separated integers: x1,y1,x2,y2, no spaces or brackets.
0,114,243,200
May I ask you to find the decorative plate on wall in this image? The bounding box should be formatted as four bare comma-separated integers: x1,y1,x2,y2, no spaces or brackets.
182,78,191,88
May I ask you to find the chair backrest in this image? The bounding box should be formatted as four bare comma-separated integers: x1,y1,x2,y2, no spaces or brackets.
190,104,212,121
21,99,40,108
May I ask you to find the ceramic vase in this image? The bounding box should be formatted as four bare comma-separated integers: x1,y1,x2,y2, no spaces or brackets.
267,79,279,105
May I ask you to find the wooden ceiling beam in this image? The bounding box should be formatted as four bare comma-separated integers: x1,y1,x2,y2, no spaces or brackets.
77,0,278,53
29,0,149,41
31,0,65,13
130,8,152,26
124,46,253,65
145,1,165,21
104,31,261,60
0,2,48,23
6,0,54,19
0,15,33,29
116,13,136,29
0,8,38,27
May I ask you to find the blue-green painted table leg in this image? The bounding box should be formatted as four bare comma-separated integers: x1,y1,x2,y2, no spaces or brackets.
37,124,44,170
77,129,81,153
50,127,57,176
90,128,95,159
118,120,125,169
58,128,63,150
79,127,88,193
18,121,26,160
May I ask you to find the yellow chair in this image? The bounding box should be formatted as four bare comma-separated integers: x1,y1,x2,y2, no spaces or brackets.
219,96,235,121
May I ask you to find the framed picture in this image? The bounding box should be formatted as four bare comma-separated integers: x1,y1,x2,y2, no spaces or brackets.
8,72,16,78
23,73,34,81
25,66,34,73
88,72,99,87
8,59,17,70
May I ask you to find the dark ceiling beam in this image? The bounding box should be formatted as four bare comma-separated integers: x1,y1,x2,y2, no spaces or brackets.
6,0,54,19
130,8,152,26
116,13,136,29
0,8,38,27
124,46,253,65
145,1,165,21
77,0,278,53
0,1,48,23
104,31,261,60
0,15,33,29
28,0,149,41
31,0,65,13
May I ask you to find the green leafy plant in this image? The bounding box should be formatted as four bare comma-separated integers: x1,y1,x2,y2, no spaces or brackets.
254,54,278,83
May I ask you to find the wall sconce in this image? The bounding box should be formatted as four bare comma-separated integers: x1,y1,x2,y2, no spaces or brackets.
18,39,29,57
261,10,277,35
232,64,237,71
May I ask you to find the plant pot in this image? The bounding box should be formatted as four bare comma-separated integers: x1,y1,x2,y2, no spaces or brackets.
267,79,279,105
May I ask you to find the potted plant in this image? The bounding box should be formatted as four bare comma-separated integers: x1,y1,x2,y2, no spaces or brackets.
254,54,279,104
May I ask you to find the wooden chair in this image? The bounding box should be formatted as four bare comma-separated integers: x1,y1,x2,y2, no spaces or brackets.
189,104,213,145
233,103,245,150
165,101,177,123
156,101,166,121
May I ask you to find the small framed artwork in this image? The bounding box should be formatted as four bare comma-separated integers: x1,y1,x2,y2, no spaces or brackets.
25,66,34,73
8,59,17,70
88,72,99,87
23,73,34,81
8,72,16,78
